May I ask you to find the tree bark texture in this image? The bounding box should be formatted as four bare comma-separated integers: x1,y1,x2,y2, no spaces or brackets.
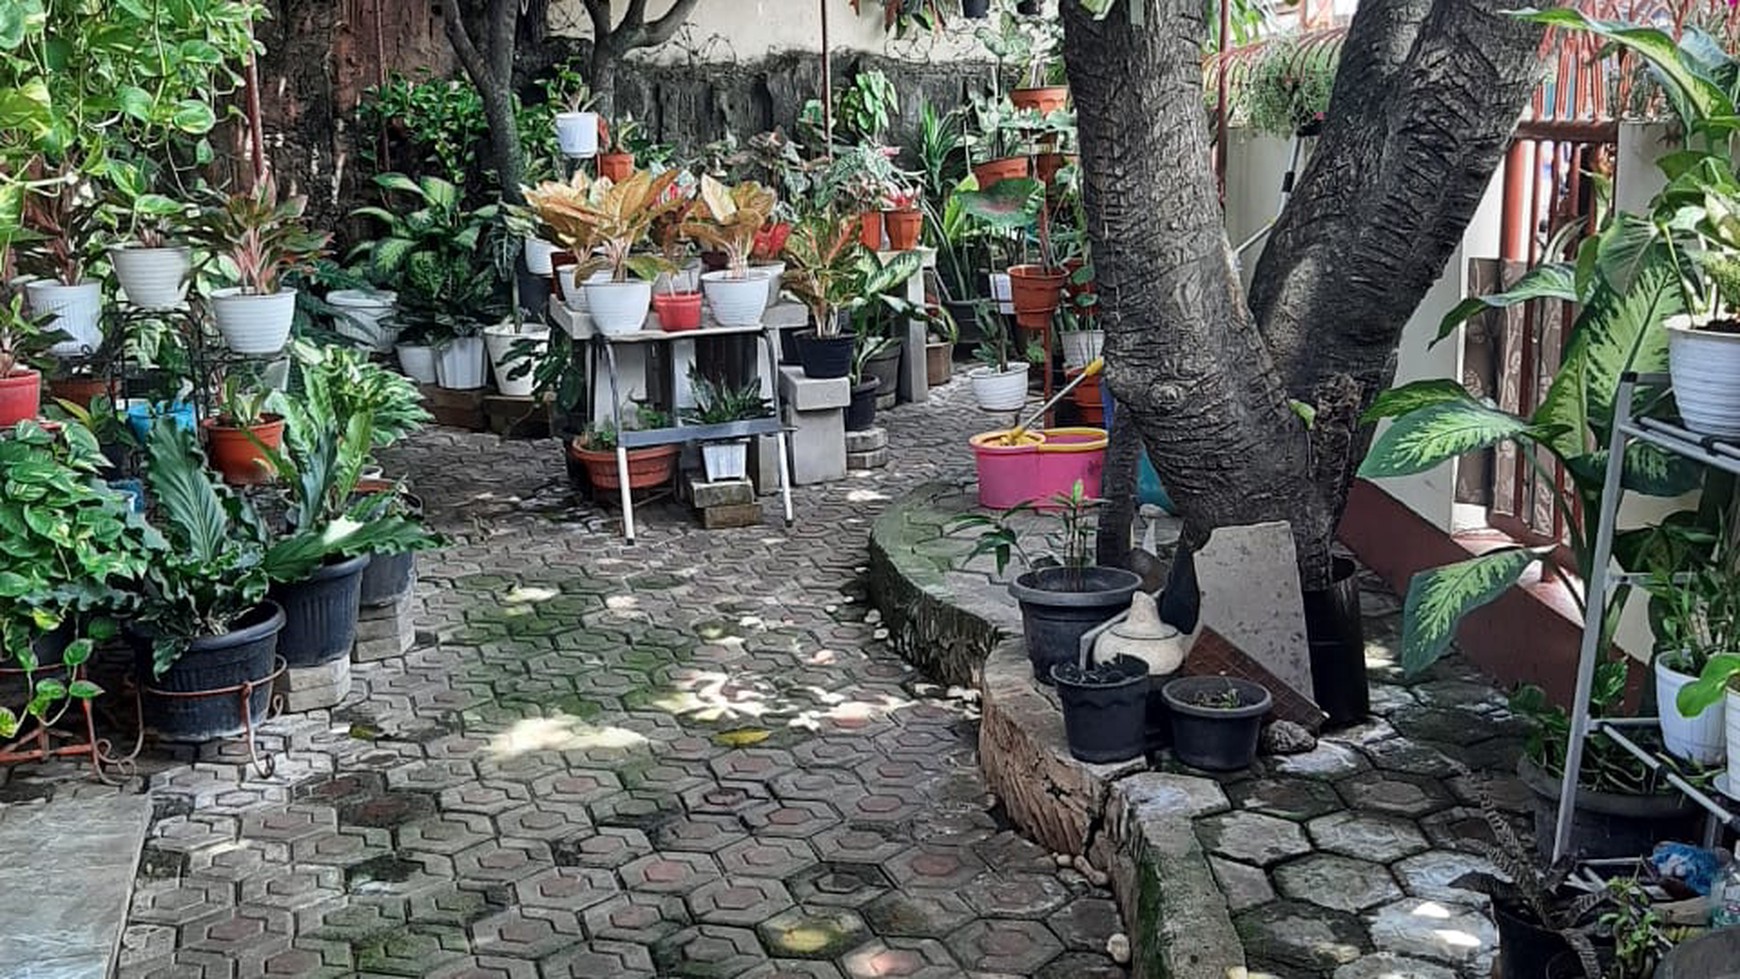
441,0,525,201
583,0,704,116
1063,0,1541,588
1096,401,1140,571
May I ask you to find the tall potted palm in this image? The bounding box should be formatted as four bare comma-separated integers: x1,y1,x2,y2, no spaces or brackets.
685,176,780,327
186,177,330,356
524,168,687,336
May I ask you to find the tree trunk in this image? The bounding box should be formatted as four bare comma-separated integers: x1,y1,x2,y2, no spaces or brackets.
592,46,620,119
1096,401,1139,570
481,85,524,202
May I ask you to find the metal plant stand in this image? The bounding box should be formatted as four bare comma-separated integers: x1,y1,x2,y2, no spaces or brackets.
139,657,288,779
0,662,144,784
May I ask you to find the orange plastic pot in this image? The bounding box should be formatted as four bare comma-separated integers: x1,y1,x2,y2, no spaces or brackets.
568,442,680,491
1066,368,1104,426
202,415,285,486
973,156,1030,189
598,152,635,182
1009,264,1067,331
885,209,923,251
0,369,41,427
653,291,703,331
1035,153,1077,187
859,211,885,250
1011,86,1070,113
47,374,110,410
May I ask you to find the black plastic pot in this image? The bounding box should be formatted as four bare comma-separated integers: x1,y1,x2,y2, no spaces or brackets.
845,380,879,432
270,554,370,668
133,602,284,742
779,327,802,365
1493,899,1575,979
1052,656,1152,764
1304,555,1369,728
962,0,991,16
1008,566,1143,684
797,331,854,380
864,341,903,396
1518,755,1703,861
359,551,416,608
1162,676,1272,771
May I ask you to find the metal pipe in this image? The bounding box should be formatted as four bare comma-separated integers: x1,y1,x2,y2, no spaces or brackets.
821,0,834,156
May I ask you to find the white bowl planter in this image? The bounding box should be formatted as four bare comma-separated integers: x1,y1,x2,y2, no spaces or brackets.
1667,315,1740,438
524,238,561,277
584,279,653,336
110,245,191,308
27,280,104,357
1656,655,1726,766
397,343,437,384
328,289,399,351
434,336,487,390
989,272,1016,315
554,111,600,158
702,439,751,482
1061,329,1105,369
1726,686,1740,792
211,288,296,355
969,363,1030,411
484,322,549,398
702,271,771,327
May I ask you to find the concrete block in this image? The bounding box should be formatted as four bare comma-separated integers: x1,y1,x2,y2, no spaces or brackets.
778,365,851,411
277,656,351,713
0,795,151,979
1188,521,1317,710
765,301,808,329
700,502,764,529
845,427,888,453
783,401,846,485
419,383,488,431
354,594,415,662
484,394,550,438
689,476,755,508
847,448,890,470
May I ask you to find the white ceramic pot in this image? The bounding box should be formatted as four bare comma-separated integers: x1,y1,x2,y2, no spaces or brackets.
524,238,561,277
753,262,786,308
969,363,1030,411
701,439,751,482
211,288,297,355
1667,315,1740,438
327,289,399,352
555,111,600,158
109,245,191,309
484,322,549,398
702,271,771,327
584,279,653,336
1061,329,1105,369
1726,686,1740,792
397,343,438,384
434,335,487,390
989,272,1015,316
1656,655,1726,766
27,280,104,357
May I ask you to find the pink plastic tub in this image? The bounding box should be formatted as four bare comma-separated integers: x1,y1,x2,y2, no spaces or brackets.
970,427,1108,510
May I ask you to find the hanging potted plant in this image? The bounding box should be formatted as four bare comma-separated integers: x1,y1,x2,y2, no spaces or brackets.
965,301,1028,410
552,81,601,159
951,479,1143,683
525,168,686,336
200,370,283,487
1054,656,1151,764
567,405,681,490
682,365,774,481
782,211,925,381
597,115,640,182
19,161,105,357
186,176,331,356
1161,676,1272,771
684,176,779,327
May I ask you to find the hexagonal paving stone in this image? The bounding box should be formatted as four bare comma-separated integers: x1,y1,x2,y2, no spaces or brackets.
620,851,723,895
1196,811,1313,867
742,799,843,839
1226,777,1346,821
1035,951,1129,979
425,955,540,979
514,865,620,911
240,865,345,912
1274,854,1403,913
657,814,751,851
494,803,594,842
717,837,819,880
1392,850,1504,905
239,805,336,843
789,737,879,769
260,938,353,977
786,863,892,909
839,791,926,826
184,838,289,883
1367,897,1497,969
468,906,584,959
1333,951,1459,979
959,874,1071,919
438,781,531,817
452,839,553,885
539,939,656,979
1044,896,1122,952
840,937,962,979
184,905,294,966
1307,811,1432,863
971,832,1061,876
653,924,770,978
582,892,692,943
529,770,624,808
711,748,798,783
769,769,866,803
298,897,407,943
1362,737,1460,777
397,812,496,856
860,887,977,940
407,885,496,928
553,825,650,869
810,827,907,866
337,790,437,830
1269,742,1371,779
688,877,796,926
1336,771,1456,819
1233,900,1370,972
751,960,848,979
683,781,773,816
385,759,480,793
883,846,987,890
291,826,393,868
129,878,233,927
943,919,1062,975
756,906,869,959
1209,856,1276,912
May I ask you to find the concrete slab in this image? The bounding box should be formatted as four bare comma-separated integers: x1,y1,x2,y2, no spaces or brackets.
1189,521,1316,707
0,794,151,978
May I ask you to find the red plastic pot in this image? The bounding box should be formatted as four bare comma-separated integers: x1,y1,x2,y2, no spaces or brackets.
598,152,635,182
1035,152,1078,187
568,442,679,491
859,211,885,250
973,156,1030,189
1067,368,1104,426
1009,264,1067,331
202,415,285,486
0,369,42,426
1011,86,1070,113
885,209,923,251
654,291,704,331
47,374,110,410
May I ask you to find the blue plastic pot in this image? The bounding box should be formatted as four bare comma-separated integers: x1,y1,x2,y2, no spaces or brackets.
1101,385,1176,513
125,402,195,443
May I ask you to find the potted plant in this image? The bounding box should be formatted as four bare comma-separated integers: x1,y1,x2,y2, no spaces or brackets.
567,404,680,490
954,176,1061,332
185,177,330,355
597,115,640,182
1661,548,1740,778
966,301,1028,410
847,334,894,432
926,304,958,387
19,162,104,357
1159,675,1272,771
526,169,686,336
1057,264,1102,367
818,145,903,251
952,479,1143,682
553,80,601,159
1667,256,1740,438
751,218,791,309
652,195,704,331
200,370,283,487
0,264,67,426
684,176,779,327
1052,656,1151,763
682,365,773,481
966,94,1032,190
783,212,925,380
884,187,924,252
104,172,193,310
978,7,1067,113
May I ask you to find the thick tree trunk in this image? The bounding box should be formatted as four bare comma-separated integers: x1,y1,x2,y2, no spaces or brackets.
1096,404,1140,570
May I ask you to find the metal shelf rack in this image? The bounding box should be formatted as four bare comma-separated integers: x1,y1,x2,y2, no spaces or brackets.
1553,371,1740,862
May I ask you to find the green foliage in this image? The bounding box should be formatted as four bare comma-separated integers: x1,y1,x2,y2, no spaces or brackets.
0,276,68,376
681,366,773,425
349,172,508,343
184,176,330,295
949,478,1102,581
781,214,924,338
357,72,491,188
1239,37,1338,138
288,340,430,452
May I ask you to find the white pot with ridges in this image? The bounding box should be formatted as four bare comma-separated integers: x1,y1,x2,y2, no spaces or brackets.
701,439,750,482
327,289,399,351
524,238,561,276
1666,313,1740,438
27,280,104,357
969,363,1029,411
397,343,437,384
484,322,549,397
1061,329,1104,370
1656,654,1726,766
210,288,296,355
584,278,653,336
554,111,600,158
434,335,487,390
109,245,191,308
702,270,770,327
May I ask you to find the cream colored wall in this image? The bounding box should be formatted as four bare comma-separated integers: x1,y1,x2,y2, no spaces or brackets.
545,0,991,64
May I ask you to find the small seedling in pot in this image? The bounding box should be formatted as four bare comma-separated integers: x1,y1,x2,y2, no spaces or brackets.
1191,684,1245,710
949,478,1099,587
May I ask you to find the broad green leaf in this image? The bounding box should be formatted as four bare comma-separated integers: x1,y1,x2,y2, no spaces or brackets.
0,708,15,739
953,178,1044,231
1362,379,1474,424
171,99,217,134
1594,212,1662,293
373,173,422,196
1433,263,1578,345
1534,267,1680,457
67,680,102,700
1678,654,1740,717
1515,10,1731,124
61,638,92,667
142,422,232,564
1358,401,1537,479
1401,548,1544,674
117,85,154,122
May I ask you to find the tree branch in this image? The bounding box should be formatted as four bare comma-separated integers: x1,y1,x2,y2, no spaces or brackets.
583,0,613,50
438,0,492,89
644,0,702,46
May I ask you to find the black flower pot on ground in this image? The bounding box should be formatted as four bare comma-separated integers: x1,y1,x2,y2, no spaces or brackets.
1052,656,1151,764
1517,755,1703,861
1007,566,1143,684
845,380,879,432
962,0,990,16
133,602,285,742
1492,900,1575,979
797,331,854,380
359,551,416,608
863,341,903,397
1304,555,1368,728
270,554,370,668
1162,676,1272,771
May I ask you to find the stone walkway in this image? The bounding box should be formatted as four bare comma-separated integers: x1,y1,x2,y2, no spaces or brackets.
8,375,1133,979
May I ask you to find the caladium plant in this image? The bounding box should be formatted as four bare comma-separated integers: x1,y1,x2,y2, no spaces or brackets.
524,168,688,283
681,175,778,278
185,175,330,295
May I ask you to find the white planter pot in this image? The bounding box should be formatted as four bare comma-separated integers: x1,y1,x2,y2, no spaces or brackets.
1667,315,1740,438
584,279,653,336
1061,329,1105,369
27,280,103,357
1726,687,1740,792
989,272,1015,315
753,262,786,308
327,289,399,352
397,344,438,384
1657,655,1726,766
109,245,190,309
484,323,549,398
524,238,561,276
555,111,600,158
210,288,296,355
969,363,1030,411
701,439,751,482
702,271,771,327
434,336,487,390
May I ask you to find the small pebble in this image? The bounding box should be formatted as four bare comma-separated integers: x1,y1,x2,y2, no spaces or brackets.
1107,933,1131,964
865,609,881,625
1054,853,1074,868
1085,866,1110,887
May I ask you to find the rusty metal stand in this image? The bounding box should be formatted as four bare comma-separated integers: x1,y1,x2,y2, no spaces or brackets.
0,662,144,784
140,657,287,779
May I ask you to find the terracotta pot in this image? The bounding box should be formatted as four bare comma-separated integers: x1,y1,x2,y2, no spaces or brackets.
1035,152,1078,186
0,369,41,427
925,341,953,387
653,291,704,331
1067,368,1104,426
568,442,680,491
859,211,885,250
202,415,285,486
1009,264,1067,331
885,209,923,251
973,156,1030,189
598,152,635,182
1011,85,1070,113
46,374,109,411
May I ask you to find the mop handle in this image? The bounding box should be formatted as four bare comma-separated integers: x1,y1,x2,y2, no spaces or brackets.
1006,358,1104,444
